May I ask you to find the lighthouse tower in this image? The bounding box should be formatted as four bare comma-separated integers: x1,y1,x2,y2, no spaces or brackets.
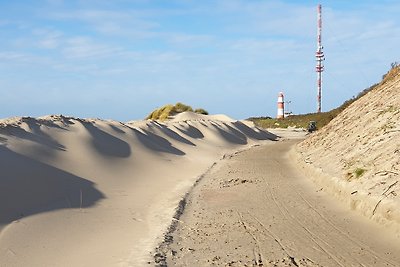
277,92,284,119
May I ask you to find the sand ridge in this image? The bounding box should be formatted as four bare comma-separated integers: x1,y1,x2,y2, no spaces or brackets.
296,67,400,233
0,113,276,266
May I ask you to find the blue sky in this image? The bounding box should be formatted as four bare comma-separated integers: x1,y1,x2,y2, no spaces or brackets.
0,0,399,121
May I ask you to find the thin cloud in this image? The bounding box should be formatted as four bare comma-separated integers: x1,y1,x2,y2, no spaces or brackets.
33,28,64,49
62,36,123,59
48,9,160,36
0,51,39,63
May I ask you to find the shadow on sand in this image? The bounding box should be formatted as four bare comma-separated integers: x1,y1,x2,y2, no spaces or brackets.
173,123,204,139
233,121,279,141
0,146,105,226
132,128,185,156
0,124,66,151
152,122,196,146
210,122,248,145
81,122,131,158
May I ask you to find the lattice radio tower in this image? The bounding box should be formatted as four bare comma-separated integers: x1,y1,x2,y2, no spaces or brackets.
315,4,325,113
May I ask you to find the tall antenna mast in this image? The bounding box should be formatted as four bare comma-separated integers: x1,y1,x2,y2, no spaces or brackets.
315,4,325,113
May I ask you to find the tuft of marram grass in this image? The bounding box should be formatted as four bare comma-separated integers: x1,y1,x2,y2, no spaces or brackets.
146,102,208,121
194,108,209,115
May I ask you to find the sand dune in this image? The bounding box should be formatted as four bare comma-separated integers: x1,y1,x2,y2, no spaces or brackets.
0,112,275,266
296,67,400,233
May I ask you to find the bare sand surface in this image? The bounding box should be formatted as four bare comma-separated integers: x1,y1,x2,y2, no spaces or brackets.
297,67,400,232
0,112,275,266
160,138,400,266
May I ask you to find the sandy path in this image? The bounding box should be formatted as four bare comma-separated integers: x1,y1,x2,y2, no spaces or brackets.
160,139,400,266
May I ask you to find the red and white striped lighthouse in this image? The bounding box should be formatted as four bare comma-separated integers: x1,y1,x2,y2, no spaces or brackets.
277,92,284,119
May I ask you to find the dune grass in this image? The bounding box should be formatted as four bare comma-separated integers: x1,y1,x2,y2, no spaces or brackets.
146,102,208,121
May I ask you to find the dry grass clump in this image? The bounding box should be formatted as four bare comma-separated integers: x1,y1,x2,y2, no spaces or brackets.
382,62,400,83
146,102,208,121
345,167,367,181
194,108,209,115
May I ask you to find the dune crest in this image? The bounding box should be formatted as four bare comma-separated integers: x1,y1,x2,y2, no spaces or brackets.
0,112,276,266
170,111,235,122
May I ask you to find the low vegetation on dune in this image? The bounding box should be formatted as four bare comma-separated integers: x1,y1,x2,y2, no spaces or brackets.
193,108,209,115
146,102,209,121
248,110,343,130
249,64,400,130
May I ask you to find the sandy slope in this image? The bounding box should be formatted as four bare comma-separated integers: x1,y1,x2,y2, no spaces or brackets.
162,138,400,266
0,112,275,266
296,67,400,232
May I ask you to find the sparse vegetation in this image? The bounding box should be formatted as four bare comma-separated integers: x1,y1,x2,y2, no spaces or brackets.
381,121,396,132
194,108,209,115
382,61,400,80
345,167,367,181
173,102,193,113
248,110,340,129
354,168,366,178
249,65,398,130
378,105,399,116
146,102,208,121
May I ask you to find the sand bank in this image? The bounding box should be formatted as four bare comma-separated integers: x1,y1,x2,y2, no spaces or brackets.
296,67,400,234
0,112,275,266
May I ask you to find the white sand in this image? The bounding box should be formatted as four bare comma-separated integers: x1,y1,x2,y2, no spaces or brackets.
296,67,400,233
0,113,275,266
161,138,400,266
